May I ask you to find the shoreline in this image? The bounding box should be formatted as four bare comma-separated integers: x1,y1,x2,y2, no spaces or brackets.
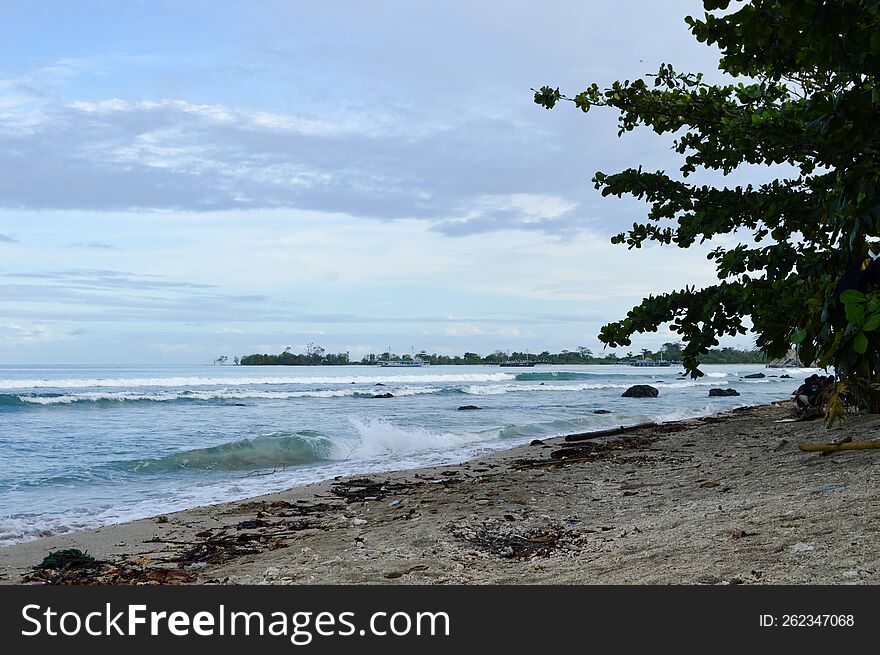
2,401,879,584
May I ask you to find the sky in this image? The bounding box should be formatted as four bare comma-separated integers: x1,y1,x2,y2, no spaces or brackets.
0,0,761,364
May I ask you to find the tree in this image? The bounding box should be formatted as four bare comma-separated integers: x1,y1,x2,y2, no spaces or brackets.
535,0,880,409
662,342,684,360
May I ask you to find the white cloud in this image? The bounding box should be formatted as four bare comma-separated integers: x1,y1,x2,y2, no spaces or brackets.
0,322,65,345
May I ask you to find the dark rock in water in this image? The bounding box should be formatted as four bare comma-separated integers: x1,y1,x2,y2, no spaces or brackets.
530,439,545,446
374,383,385,386
621,385,659,398
780,374,792,379
457,405,481,411
743,373,765,379
372,392,394,398
593,409,611,414
539,382,545,385
709,388,740,397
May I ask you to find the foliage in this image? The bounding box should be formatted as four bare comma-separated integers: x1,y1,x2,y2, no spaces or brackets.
239,345,765,366
239,347,350,366
534,0,880,402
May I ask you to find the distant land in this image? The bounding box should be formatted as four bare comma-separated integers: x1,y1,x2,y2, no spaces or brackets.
231,343,767,367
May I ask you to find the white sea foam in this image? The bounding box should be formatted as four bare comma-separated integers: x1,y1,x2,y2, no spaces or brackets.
347,417,492,459
0,372,515,390
16,386,447,404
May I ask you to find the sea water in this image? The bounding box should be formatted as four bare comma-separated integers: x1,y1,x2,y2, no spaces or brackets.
0,363,815,545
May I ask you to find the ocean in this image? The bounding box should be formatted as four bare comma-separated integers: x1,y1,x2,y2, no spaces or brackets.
0,363,814,546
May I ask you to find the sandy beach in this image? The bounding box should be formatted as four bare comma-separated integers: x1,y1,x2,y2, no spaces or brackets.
2,400,878,585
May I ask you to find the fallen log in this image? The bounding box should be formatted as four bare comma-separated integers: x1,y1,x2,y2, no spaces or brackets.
798,442,880,452
564,422,657,442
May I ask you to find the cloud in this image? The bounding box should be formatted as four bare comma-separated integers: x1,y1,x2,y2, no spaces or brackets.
68,241,118,250
0,322,66,345
0,93,594,235
0,233,18,243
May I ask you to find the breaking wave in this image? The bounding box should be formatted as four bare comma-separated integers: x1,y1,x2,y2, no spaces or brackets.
0,372,515,391
116,431,343,472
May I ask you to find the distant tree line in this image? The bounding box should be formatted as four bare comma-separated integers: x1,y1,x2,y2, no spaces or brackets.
238,343,350,366
234,342,765,366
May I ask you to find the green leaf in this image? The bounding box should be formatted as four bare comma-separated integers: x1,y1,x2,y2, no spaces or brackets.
840,289,866,304
845,302,865,326
865,314,880,332
791,328,807,345
854,331,869,354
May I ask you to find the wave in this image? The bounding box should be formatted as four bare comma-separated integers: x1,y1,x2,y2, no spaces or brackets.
347,417,492,458
516,371,612,381
2,373,797,409
0,372,515,391
460,378,788,395
116,431,343,473
8,386,452,406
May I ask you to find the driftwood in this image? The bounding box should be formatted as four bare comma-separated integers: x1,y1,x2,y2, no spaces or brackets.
564,422,657,442
798,441,880,452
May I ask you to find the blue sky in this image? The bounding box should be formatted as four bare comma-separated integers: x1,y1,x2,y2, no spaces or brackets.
0,1,759,363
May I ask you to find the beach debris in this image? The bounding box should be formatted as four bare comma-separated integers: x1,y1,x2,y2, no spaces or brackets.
155,515,169,524
708,388,740,397
564,421,658,443
37,549,102,571
236,519,270,530
730,529,758,539
23,550,198,585
621,385,659,398
457,405,481,411
700,481,721,488
450,520,568,559
383,565,429,579
330,477,418,503
798,441,880,453
791,543,815,553
513,434,657,469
